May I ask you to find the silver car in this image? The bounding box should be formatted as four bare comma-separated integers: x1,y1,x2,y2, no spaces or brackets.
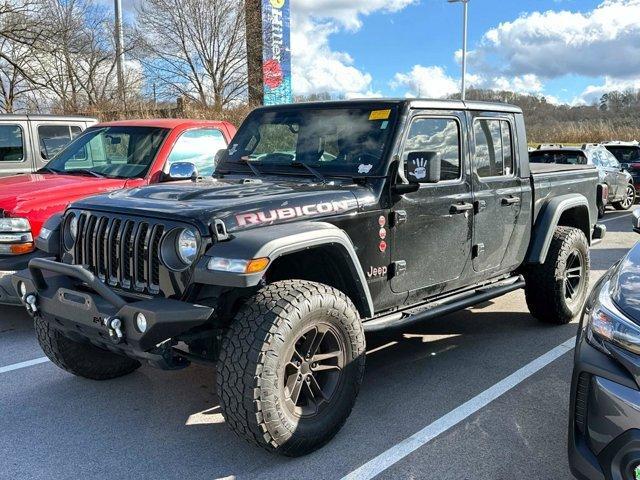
529,145,636,216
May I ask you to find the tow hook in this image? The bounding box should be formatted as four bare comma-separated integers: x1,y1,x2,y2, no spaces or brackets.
24,294,38,315
104,317,124,344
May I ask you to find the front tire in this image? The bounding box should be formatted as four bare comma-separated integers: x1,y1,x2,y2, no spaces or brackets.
524,226,590,324
35,317,141,380
613,184,636,210
217,280,366,456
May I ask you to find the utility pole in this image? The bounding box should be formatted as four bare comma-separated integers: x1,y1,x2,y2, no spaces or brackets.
448,0,469,101
114,0,126,106
245,0,264,106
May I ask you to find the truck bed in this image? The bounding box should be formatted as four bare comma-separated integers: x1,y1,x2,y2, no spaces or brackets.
530,162,599,227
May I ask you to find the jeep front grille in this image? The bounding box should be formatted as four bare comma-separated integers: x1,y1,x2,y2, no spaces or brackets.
73,212,166,295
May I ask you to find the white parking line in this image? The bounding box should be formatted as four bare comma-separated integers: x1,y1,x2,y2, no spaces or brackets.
601,209,638,224
0,357,49,374
342,337,576,480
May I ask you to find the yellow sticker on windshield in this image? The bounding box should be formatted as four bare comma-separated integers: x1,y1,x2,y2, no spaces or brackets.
369,109,391,121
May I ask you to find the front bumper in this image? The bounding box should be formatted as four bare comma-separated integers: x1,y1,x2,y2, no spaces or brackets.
0,250,47,305
14,258,214,368
569,329,640,480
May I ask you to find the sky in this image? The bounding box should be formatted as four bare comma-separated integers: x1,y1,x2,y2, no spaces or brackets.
116,0,640,106
291,0,640,105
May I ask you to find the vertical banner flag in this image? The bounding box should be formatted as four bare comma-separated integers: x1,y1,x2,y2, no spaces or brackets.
261,0,293,105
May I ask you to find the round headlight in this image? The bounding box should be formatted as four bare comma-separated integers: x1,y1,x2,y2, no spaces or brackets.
176,228,199,265
69,215,78,240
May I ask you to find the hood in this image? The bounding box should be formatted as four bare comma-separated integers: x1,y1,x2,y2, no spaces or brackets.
71,177,378,234
0,173,127,216
612,242,640,324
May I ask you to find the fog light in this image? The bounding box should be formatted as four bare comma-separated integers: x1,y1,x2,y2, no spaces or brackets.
18,281,26,297
136,313,148,333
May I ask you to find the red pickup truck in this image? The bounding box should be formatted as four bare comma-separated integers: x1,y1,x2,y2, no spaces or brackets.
0,118,236,304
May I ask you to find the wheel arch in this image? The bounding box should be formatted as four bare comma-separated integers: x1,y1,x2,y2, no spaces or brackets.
526,194,592,265
193,222,375,318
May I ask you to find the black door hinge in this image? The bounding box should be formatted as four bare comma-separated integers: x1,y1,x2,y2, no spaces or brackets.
473,243,485,258
392,210,407,227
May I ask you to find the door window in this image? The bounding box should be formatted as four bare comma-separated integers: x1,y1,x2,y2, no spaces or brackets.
166,128,227,177
403,118,461,181
0,124,24,162
474,119,513,177
38,125,83,160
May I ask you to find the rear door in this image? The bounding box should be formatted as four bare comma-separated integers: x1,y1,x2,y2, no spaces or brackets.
0,120,31,176
390,110,473,294
31,122,84,170
471,113,524,273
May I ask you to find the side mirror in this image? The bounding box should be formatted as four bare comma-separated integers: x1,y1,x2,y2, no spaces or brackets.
214,148,228,166
633,209,640,234
405,151,441,184
168,161,198,180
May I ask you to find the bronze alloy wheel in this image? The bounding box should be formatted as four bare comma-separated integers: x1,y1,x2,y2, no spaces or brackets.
281,323,347,418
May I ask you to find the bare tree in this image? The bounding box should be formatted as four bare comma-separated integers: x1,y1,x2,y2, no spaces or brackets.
136,0,247,110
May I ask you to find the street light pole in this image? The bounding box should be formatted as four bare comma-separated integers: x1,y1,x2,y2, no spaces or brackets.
114,0,126,106
448,0,469,101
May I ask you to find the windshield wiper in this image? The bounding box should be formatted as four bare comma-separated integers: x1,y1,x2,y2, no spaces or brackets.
37,167,60,174
65,169,106,179
239,156,262,177
291,161,326,183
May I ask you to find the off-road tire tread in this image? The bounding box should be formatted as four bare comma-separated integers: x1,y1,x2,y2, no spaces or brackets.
34,316,141,380
217,279,366,456
525,226,590,324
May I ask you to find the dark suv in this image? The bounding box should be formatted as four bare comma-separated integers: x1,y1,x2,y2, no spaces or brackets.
14,100,604,456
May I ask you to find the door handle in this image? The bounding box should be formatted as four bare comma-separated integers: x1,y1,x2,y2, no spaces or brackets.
450,202,474,214
501,196,521,206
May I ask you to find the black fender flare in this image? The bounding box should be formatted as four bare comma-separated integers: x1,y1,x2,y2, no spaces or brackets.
526,194,591,264
193,222,375,318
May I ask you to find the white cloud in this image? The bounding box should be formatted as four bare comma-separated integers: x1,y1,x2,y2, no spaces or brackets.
390,65,459,98
577,76,640,104
294,0,417,30
291,1,416,98
389,64,545,99
475,0,640,79
291,16,378,98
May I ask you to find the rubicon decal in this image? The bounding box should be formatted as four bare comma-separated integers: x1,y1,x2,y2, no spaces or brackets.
236,200,352,227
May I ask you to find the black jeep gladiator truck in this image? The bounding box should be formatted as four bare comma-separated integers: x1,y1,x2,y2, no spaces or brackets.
14,99,605,456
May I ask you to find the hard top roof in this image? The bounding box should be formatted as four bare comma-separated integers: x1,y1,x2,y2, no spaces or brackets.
95,118,231,129
256,98,522,114
0,113,98,122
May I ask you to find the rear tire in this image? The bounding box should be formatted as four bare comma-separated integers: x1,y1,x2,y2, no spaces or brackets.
35,317,141,380
217,280,366,456
613,184,636,210
524,226,590,325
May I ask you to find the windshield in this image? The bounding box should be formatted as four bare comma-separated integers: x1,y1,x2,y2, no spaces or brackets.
605,146,640,164
529,150,587,165
44,126,169,179
218,106,398,178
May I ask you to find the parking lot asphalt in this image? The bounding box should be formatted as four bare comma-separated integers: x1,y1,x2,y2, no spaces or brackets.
1,208,638,480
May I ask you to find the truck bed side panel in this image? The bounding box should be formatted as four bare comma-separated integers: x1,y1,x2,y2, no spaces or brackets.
531,166,599,229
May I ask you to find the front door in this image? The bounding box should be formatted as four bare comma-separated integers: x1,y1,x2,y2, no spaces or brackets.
391,112,473,294
471,114,524,273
